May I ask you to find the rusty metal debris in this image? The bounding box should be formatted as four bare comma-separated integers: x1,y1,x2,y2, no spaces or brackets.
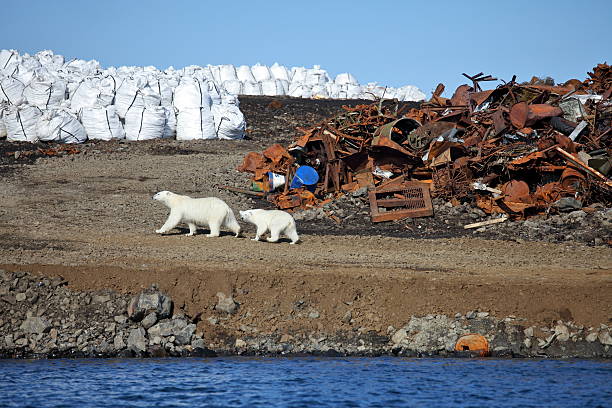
368,178,433,222
238,63,611,221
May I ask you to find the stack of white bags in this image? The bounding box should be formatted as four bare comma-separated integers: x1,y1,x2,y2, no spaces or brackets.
0,49,425,144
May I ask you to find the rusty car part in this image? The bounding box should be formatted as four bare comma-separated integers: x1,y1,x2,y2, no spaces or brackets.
454,333,490,357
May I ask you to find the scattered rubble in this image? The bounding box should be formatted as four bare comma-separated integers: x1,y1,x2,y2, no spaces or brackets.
236,65,611,226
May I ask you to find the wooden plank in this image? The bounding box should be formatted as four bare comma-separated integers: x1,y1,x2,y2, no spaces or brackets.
464,216,508,229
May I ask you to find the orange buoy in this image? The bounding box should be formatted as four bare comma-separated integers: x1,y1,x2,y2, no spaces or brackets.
455,334,490,357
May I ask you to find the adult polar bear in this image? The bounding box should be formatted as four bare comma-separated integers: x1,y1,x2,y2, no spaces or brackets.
153,191,241,237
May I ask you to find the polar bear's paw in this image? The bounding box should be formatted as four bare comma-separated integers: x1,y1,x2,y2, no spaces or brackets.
155,229,164,234
185,232,195,236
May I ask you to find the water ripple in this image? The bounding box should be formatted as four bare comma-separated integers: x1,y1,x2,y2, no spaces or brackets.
0,357,610,407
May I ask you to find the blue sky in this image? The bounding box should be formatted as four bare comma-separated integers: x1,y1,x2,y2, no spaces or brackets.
1,0,610,96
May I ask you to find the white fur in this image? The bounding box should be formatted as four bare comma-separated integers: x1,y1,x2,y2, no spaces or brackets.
153,191,241,237
239,209,299,244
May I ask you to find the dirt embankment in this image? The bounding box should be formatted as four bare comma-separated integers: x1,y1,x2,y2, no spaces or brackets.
0,96,610,358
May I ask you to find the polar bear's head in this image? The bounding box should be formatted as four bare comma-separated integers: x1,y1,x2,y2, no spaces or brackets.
239,209,256,222
153,191,174,203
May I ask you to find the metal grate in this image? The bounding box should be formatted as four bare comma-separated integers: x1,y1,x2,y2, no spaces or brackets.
369,180,433,222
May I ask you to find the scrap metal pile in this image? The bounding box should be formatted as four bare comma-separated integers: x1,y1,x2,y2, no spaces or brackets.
237,64,611,222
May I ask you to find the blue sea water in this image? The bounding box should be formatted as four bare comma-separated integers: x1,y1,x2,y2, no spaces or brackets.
0,357,610,408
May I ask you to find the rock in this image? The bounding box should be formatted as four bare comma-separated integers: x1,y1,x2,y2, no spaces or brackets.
113,334,126,350
235,339,247,348
148,319,188,337
1,295,16,305
4,335,14,348
308,311,320,319
395,315,460,353
114,315,128,324
391,328,408,346
20,317,51,334
352,187,368,197
476,312,490,318
15,293,26,302
553,323,570,342
141,312,157,329
598,330,612,346
215,292,238,315
523,327,534,338
280,334,293,343
29,293,39,304
191,338,206,349
585,332,598,342
92,294,111,304
127,290,173,322
174,324,196,346
148,345,168,358
341,311,352,323
465,311,477,319
207,317,219,325
127,328,147,352
554,197,582,212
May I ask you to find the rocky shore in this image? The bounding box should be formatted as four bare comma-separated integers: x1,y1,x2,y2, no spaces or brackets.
2,269,610,359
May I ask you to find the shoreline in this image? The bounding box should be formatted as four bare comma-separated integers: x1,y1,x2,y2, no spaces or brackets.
2,269,610,360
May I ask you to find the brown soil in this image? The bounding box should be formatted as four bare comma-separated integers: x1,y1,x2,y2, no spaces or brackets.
0,96,610,343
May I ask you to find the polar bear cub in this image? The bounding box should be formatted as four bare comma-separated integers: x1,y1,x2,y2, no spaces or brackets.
239,209,299,244
153,191,241,237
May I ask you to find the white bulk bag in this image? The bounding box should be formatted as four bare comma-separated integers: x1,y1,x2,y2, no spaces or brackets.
0,76,26,105
276,79,289,94
261,79,283,96
0,49,19,71
36,109,87,143
69,77,115,112
124,106,166,141
221,93,240,106
212,103,245,140
326,83,342,99
242,81,262,96
5,104,42,142
270,63,290,81
396,85,426,102
36,50,64,71
0,107,7,138
311,84,329,99
288,83,312,98
115,78,161,118
347,84,362,99
149,77,174,106
335,73,358,85
162,106,176,139
23,72,67,109
176,106,216,140
236,65,255,82
173,77,212,111
79,106,125,141
9,64,36,87
305,66,330,86
290,67,307,83
219,65,238,83
251,63,271,82
223,80,242,95
208,65,222,85
63,58,101,76
207,80,222,105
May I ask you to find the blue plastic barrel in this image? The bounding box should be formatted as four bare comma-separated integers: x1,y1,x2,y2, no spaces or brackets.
290,166,319,189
